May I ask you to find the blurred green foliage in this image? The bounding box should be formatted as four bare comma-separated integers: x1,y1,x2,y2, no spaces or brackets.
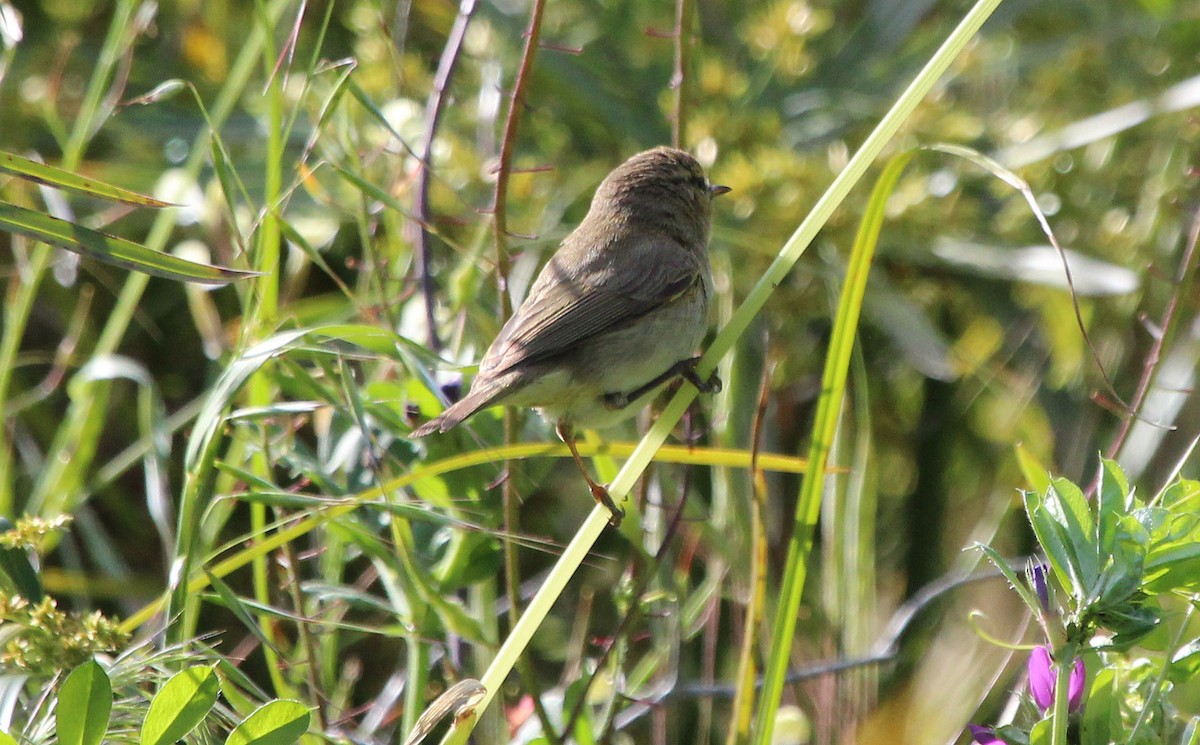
0,0,1198,742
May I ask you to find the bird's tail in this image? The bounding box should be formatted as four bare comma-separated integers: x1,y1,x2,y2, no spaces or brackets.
408,384,504,438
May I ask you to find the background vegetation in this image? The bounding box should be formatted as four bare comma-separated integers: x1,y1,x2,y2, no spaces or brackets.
0,0,1198,743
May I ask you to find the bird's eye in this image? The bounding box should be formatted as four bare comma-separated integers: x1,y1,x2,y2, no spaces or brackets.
691,175,708,191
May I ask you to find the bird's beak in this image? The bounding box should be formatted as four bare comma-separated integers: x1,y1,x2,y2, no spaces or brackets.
709,183,732,197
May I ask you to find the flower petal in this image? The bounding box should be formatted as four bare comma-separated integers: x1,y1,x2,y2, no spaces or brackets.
1068,656,1086,712
968,724,1006,744
1028,645,1055,712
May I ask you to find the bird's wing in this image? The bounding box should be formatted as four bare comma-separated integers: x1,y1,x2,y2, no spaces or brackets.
481,233,704,375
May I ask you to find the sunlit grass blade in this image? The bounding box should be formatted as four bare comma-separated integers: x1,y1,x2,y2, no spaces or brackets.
0,203,258,284
0,151,172,206
751,148,918,744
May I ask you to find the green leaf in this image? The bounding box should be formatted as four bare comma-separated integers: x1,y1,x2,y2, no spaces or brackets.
1025,489,1081,596
215,660,266,719
1093,533,1145,607
1161,479,1200,511
562,677,597,745
433,529,503,590
1097,458,1128,556
0,731,18,745
1015,446,1051,494
185,325,409,469
225,700,310,745
1080,668,1117,745
1047,477,1100,593
0,517,42,601
0,202,257,284
0,151,170,206
141,666,221,745
1095,602,1161,650
977,542,1044,616
204,571,284,658
1169,639,1200,683
57,660,112,745
994,724,1030,745
1029,717,1053,745
1144,535,1200,594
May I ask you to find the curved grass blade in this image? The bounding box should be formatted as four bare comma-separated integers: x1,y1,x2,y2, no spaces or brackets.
0,151,171,207
0,203,258,284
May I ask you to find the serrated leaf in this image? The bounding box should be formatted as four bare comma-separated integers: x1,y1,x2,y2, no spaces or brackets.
1097,458,1128,557
1094,536,1144,607
1096,603,1160,650
1025,489,1081,596
977,542,1044,615
0,151,170,206
1047,477,1099,593
225,700,310,745
0,203,257,284
1157,478,1200,512
57,660,112,745
141,666,220,745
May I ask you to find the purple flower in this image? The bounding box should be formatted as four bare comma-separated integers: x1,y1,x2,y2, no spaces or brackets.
1068,656,1086,711
1030,562,1050,612
968,724,1006,744
1028,646,1055,710
1028,645,1086,714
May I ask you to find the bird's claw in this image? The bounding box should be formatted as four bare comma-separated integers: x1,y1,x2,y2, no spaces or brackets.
679,357,722,394
603,391,631,410
589,482,625,527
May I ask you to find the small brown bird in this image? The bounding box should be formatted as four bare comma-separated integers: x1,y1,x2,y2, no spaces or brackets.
410,146,729,522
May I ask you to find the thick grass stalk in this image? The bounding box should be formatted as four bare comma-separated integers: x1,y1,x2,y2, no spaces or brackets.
165,0,292,642
244,0,288,700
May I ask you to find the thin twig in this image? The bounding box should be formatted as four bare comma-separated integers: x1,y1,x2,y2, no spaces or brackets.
492,0,546,312
614,563,1012,720
492,0,556,740
670,0,694,148
412,0,479,352
1101,204,1200,468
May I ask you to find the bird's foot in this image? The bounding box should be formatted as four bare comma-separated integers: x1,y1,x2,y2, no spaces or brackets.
603,390,631,410
678,356,722,394
589,482,625,527
602,357,721,412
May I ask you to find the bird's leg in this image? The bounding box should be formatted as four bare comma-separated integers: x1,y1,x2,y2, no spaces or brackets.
556,422,624,526
603,355,722,411
676,355,723,394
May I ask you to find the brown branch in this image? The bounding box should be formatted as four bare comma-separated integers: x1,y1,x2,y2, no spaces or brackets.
412,0,479,352
492,0,546,318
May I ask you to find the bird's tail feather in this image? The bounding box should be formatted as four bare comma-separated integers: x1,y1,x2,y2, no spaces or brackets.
408,385,504,438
